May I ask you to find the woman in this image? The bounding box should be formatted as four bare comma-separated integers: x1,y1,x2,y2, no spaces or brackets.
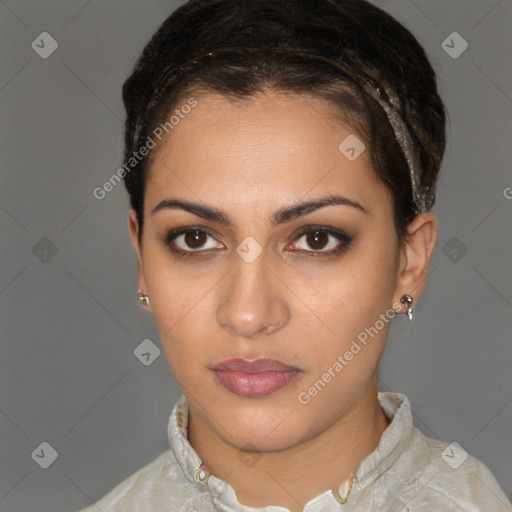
81,0,511,510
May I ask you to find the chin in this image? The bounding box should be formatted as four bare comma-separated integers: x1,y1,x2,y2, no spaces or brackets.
216,414,305,453
203,392,318,451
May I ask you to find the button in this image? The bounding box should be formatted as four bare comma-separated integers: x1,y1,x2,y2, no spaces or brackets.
194,465,210,485
333,477,353,504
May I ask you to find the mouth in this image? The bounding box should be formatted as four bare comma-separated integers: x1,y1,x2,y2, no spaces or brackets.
212,358,301,398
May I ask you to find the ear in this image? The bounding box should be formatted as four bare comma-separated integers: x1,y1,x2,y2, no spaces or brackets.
392,212,438,314
128,209,151,310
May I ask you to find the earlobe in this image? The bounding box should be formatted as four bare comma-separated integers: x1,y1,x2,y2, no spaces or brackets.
393,212,438,312
127,209,150,308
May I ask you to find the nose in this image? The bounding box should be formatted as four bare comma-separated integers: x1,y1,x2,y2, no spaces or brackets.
216,253,291,340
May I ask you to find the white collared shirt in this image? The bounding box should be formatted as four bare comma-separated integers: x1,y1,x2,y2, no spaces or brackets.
79,392,511,511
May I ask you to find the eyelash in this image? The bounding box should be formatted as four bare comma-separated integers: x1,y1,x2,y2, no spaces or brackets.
162,225,352,259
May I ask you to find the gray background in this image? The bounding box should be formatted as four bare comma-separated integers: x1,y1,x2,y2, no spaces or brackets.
0,1,511,510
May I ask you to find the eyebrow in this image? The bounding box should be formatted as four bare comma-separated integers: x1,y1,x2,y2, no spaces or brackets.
151,194,368,226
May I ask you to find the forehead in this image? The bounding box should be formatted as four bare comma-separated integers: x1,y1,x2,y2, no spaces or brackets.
144,91,386,213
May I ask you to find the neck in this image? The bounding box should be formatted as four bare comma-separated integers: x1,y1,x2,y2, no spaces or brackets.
188,379,389,512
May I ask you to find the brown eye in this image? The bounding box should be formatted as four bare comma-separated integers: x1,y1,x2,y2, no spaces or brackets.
291,227,352,255
164,227,224,256
184,230,208,249
306,231,329,250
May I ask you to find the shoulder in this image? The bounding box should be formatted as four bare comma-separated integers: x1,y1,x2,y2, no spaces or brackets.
78,449,203,512
392,427,512,511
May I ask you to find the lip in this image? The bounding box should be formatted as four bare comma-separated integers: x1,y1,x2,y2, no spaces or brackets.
212,358,300,398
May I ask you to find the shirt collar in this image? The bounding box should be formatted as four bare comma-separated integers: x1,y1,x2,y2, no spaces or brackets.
354,392,412,490
167,394,204,487
167,391,414,509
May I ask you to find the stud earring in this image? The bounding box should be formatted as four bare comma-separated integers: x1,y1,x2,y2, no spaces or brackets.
400,294,414,321
137,289,150,307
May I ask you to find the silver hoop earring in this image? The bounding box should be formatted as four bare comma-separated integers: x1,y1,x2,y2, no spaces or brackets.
400,294,414,322
137,289,150,307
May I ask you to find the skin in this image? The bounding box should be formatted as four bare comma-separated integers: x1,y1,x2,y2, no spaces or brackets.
128,90,437,511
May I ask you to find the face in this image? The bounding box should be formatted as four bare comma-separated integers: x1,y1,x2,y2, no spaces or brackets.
129,91,406,451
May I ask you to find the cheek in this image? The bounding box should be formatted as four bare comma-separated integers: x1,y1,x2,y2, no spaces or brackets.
143,256,217,370
144,243,215,320
292,242,397,369
297,247,396,331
